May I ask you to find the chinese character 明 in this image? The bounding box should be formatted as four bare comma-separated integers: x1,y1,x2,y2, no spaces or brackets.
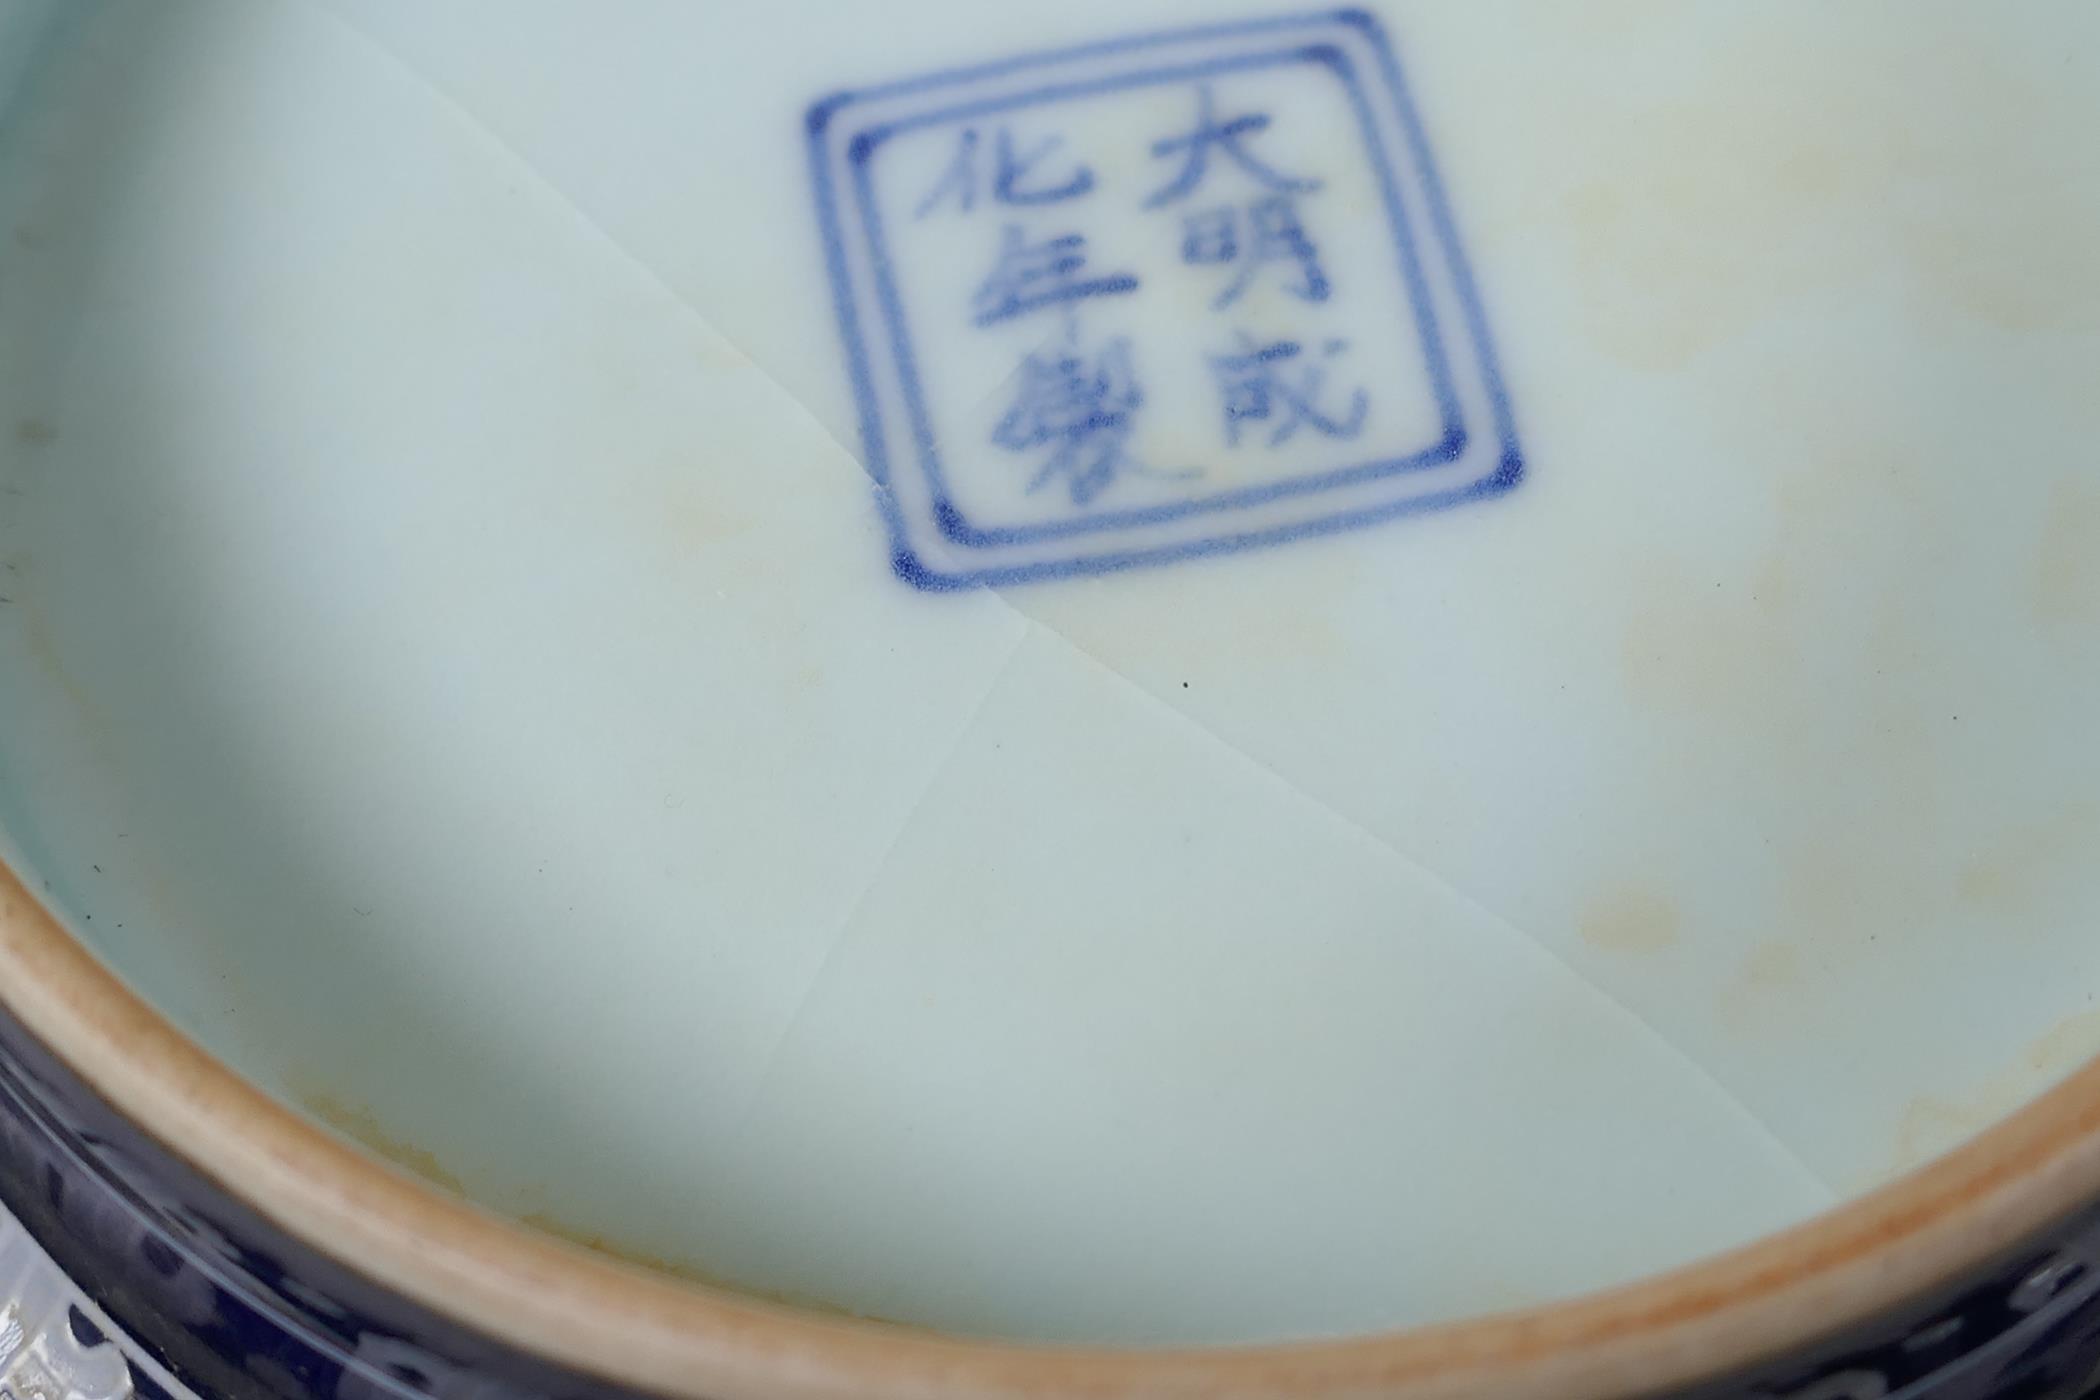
915,126,1097,219
970,223,1139,327
1181,206,1239,264
991,337,1145,505
1209,335,1369,447
1181,194,1332,309
1145,84,1322,209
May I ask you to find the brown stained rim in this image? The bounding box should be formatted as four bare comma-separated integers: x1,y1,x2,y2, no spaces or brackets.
6,859,2100,1400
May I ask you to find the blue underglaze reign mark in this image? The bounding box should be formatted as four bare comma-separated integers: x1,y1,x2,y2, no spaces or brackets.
807,8,1526,589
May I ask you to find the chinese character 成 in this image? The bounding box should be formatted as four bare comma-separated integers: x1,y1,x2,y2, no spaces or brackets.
915,126,1097,218
970,223,1139,327
991,337,1146,505
1145,85,1321,209
1180,194,1332,309
1209,335,1369,447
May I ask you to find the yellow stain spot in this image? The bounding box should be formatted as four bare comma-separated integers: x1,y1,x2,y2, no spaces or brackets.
654,479,758,553
1742,941,1804,990
1955,802,2100,915
516,1212,917,1330
1719,940,1807,1027
2036,479,2100,627
13,590,116,768
2025,1010,2100,1077
1578,885,1682,955
1890,1010,2100,1176
692,342,755,373
1555,17,2100,370
1713,940,1814,1028
517,1212,704,1282
1616,543,1809,723
1894,1096,1995,1173
297,1090,467,1196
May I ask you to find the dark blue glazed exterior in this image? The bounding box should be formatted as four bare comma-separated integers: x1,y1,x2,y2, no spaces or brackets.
5,994,2100,1400
0,1003,646,1400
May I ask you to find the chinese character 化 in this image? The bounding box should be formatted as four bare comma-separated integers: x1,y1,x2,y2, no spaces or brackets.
970,223,1139,327
1145,85,1321,209
1180,194,1332,309
1209,335,1369,447
915,126,1097,218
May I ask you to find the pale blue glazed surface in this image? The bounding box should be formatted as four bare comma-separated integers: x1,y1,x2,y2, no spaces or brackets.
1,0,2099,1354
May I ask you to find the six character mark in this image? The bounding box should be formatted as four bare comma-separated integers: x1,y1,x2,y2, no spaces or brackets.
921,78,1369,506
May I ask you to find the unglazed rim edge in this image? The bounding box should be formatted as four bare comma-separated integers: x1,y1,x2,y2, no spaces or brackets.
4,860,2099,1400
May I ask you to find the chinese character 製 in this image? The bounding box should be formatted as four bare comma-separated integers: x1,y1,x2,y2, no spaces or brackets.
991,337,1147,505
1209,335,1369,446
970,223,1139,327
1144,84,1321,209
1180,194,1332,308
915,126,1097,218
